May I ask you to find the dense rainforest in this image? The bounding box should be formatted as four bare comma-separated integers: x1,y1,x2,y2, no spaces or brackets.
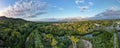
0,16,119,48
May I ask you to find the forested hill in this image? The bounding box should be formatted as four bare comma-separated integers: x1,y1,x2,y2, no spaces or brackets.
0,16,27,22
0,16,34,48
0,16,119,48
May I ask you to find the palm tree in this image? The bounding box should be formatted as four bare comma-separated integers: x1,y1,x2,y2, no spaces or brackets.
68,36,79,48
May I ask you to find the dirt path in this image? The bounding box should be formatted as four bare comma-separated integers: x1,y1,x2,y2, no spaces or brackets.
118,32,120,48
82,39,92,48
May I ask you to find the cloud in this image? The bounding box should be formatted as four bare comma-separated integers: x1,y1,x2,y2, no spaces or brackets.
0,0,48,18
75,0,94,12
109,6,118,11
52,5,64,11
88,2,93,6
75,0,85,5
94,6,120,20
78,6,89,12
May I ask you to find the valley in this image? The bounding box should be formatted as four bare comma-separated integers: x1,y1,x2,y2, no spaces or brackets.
0,17,119,48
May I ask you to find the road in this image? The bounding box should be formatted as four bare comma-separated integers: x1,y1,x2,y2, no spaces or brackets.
118,32,120,48
82,39,92,48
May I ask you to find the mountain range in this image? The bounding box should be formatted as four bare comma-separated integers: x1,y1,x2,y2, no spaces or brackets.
43,9,120,22
0,9,120,22
92,9,120,20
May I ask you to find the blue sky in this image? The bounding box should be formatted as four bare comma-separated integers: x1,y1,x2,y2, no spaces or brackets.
0,0,120,21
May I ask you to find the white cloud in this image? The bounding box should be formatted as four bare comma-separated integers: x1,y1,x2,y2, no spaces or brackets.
75,0,85,5
52,5,64,11
109,6,118,11
0,0,48,18
95,7,120,20
75,0,94,12
88,2,93,6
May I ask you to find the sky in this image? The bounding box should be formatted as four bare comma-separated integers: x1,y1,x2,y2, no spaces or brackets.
0,0,120,21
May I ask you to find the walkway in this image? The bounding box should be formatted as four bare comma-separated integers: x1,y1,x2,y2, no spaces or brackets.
82,39,92,48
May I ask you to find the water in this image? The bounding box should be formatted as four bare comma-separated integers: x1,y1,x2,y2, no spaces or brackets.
85,34,93,38
118,32,120,48
118,32,120,39
118,32,120,40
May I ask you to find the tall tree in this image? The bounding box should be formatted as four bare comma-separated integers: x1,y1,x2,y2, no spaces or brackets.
68,36,79,48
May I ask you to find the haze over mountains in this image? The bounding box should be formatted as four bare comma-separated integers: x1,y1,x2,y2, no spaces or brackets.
92,8,120,20
39,8,120,22
0,7,120,22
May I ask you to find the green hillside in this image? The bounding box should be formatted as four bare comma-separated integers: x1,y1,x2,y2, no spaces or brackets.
0,16,119,48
